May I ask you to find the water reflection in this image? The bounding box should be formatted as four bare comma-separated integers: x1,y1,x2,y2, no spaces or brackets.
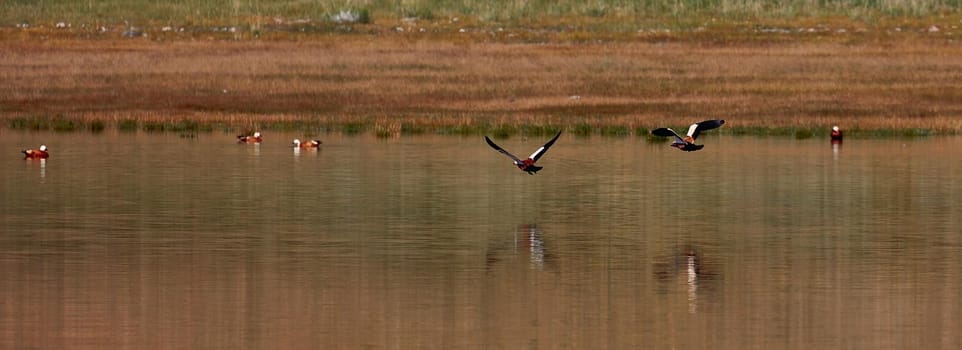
293,147,319,157
486,224,553,271
653,245,720,314
832,137,842,160
23,157,47,180
2,133,962,349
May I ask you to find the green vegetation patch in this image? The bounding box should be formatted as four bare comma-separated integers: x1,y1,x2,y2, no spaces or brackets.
8,115,105,132
117,119,139,132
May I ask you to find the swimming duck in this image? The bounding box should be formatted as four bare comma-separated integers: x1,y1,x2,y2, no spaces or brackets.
292,139,322,149
237,132,262,144
22,145,50,159
484,131,561,175
830,126,843,143
652,119,725,152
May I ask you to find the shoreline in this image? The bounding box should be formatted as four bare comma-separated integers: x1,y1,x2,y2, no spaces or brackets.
2,113,950,139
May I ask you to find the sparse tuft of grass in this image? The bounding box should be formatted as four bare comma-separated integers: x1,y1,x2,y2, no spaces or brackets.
600,125,630,137
374,122,400,138
794,128,814,139
342,122,364,135
401,123,426,135
117,119,139,132
490,124,517,138
88,120,106,133
645,133,665,144
902,128,933,137
571,123,593,137
142,121,166,132
51,116,78,132
519,124,550,137
8,118,31,130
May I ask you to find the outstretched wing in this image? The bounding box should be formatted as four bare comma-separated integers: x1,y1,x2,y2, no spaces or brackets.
485,136,523,163
689,119,725,140
652,128,686,143
529,131,562,162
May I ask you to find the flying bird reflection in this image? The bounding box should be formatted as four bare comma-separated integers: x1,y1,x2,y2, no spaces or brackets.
486,224,553,271
653,245,720,314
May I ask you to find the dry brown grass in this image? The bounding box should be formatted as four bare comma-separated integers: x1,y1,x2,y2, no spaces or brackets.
3,24,962,135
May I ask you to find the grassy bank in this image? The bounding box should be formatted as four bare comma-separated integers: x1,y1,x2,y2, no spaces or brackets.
3,1,962,137
4,33,962,136
4,0,961,27
4,112,956,139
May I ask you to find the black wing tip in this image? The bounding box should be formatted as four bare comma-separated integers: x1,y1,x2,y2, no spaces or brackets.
484,136,504,151
545,130,562,144
698,119,725,127
651,128,676,137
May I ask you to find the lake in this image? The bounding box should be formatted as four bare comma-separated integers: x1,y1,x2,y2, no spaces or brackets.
2,131,960,349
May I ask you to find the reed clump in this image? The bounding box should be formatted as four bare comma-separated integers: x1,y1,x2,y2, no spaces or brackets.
2,113,956,138
117,119,139,132
9,115,90,132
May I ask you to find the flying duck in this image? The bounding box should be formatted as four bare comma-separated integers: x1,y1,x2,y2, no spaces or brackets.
652,119,725,152
830,126,843,143
237,132,262,144
292,139,322,149
22,145,49,159
484,131,561,175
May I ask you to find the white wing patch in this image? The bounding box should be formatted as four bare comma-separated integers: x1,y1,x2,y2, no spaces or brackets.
686,123,699,137
528,146,546,160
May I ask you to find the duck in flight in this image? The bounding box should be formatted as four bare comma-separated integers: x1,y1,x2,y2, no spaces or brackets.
22,145,50,159
652,119,725,152
485,131,562,175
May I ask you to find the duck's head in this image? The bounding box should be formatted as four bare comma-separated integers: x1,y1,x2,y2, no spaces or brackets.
832,126,839,132
292,139,301,146
253,132,261,138
39,145,47,151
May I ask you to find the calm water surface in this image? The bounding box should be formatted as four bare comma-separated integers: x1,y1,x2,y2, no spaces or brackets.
2,131,961,349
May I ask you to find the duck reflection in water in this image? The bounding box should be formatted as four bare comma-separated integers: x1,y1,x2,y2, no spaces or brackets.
486,224,553,271
653,245,720,314
831,125,843,159
23,157,47,180
830,125,843,144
